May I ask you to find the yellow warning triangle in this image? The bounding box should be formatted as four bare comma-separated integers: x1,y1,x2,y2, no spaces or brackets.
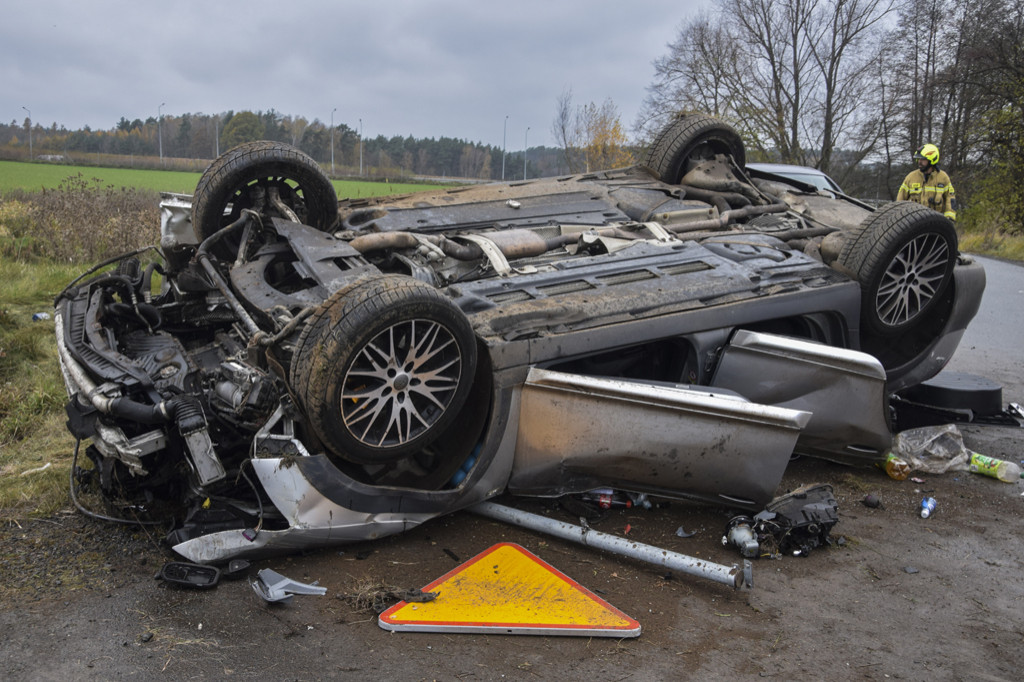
378,542,640,637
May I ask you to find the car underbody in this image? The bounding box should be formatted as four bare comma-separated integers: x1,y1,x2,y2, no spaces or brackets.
53,115,985,562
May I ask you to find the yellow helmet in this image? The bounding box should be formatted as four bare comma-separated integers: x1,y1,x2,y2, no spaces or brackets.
914,144,940,165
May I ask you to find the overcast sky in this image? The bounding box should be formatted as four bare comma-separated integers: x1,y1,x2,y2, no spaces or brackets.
2,0,708,149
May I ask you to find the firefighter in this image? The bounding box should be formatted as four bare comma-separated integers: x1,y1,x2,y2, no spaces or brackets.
897,144,956,220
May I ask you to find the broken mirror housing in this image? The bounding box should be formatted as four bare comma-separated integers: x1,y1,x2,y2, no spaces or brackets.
53,114,985,562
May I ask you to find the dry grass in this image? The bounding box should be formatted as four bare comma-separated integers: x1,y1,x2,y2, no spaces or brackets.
0,173,159,263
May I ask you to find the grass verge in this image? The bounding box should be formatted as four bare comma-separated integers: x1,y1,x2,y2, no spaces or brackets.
0,259,82,519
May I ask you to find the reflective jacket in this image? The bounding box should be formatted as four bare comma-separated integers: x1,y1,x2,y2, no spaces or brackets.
897,168,956,220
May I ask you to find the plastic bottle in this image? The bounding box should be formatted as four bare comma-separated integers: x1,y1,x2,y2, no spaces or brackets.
881,452,911,480
32,312,51,321
967,452,1022,483
581,488,633,509
920,497,937,519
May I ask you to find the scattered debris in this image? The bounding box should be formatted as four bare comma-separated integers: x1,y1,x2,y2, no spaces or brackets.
861,493,882,508
903,566,920,574
967,452,1023,482
157,562,220,589
220,559,251,579
891,424,971,474
920,497,937,519
723,517,759,558
443,548,461,563
251,568,326,603
339,582,438,614
723,484,839,559
19,462,52,476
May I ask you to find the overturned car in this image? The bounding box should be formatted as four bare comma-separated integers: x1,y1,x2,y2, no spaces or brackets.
54,114,985,562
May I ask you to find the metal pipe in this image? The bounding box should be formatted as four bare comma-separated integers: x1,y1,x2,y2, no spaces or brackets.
667,202,790,235
471,501,751,589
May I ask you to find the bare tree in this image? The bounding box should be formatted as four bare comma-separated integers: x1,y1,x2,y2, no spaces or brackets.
639,0,895,173
552,89,633,173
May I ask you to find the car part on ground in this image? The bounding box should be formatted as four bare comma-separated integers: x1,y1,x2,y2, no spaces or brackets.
53,113,985,563
157,561,221,589
723,484,839,559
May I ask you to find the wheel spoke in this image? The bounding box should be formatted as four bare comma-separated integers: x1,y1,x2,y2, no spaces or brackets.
341,318,463,449
875,233,949,327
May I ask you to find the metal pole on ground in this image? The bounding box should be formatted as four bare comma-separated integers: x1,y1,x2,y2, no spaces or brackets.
471,501,751,589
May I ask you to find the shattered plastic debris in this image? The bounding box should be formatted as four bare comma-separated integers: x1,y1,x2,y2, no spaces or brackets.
723,484,839,559
157,562,221,589
221,559,251,579
251,568,326,603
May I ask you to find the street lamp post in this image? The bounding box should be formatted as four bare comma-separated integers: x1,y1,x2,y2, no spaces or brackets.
501,115,509,180
158,102,166,164
358,118,363,176
523,127,530,180
330,107,337,175
21,106,31,160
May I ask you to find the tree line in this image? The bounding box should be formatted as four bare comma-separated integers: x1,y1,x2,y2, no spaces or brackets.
0,109,569,181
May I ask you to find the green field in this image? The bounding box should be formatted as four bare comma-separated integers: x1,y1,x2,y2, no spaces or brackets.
0,160,446,199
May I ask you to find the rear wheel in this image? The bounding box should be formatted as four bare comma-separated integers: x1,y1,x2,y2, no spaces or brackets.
838,202,958,337
643,114,746,184
192,141,338,242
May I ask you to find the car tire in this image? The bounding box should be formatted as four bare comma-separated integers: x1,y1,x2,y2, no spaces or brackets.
192,141,338,242
643,114,746,184
290,275,477,465
838,202,958,337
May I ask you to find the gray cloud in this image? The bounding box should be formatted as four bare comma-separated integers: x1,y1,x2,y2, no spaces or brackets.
3,0,703,147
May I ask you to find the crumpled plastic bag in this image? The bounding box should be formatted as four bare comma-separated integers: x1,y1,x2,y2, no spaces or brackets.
891,423,971,474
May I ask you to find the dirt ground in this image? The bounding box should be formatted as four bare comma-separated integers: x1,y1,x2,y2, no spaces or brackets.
3,261,1023,681
2,418,1022,680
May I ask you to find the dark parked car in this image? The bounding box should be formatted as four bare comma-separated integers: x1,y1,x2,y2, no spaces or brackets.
745,162,844,195
54,114,984,562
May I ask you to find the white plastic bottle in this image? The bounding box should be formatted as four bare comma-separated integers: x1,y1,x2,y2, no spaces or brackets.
968,452,1023,483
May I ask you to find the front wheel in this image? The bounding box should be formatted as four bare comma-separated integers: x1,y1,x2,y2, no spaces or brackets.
290,275,478,465
838,202,958,337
